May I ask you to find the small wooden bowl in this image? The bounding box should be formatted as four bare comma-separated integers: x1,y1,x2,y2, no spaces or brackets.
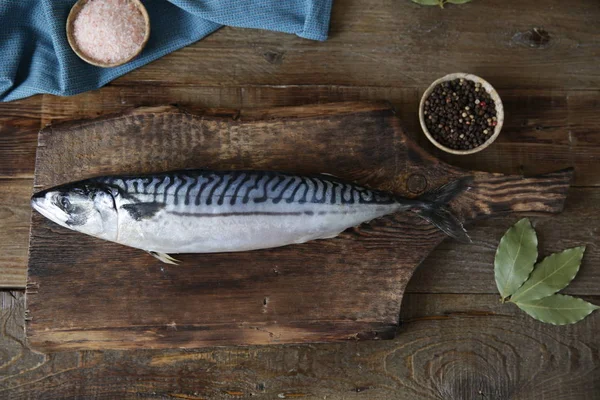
419,73,504,155
66,0,150,68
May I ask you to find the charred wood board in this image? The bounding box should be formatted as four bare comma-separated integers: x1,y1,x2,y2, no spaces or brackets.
26,102,572,351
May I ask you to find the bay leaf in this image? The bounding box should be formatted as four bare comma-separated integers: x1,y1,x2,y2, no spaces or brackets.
514,294,599,325
411,0,441,5
494,218,538,301
446,0,472,3
510,246,586,303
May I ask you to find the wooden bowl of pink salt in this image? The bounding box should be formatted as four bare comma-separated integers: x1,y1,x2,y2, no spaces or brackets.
67,0,150,68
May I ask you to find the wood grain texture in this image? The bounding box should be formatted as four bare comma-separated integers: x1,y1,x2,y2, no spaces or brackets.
34,86,600,186
112,0,600,90
0,97,40,178
26,103,571,351
2,290,599,399
0,180,32,288
3,86,599,185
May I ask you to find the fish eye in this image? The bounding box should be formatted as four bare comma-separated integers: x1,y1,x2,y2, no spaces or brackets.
59,196,72,212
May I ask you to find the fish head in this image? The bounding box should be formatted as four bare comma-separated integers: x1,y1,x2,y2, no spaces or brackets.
31,181,119,241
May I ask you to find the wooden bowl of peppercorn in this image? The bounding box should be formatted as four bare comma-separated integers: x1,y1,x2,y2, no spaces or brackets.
419,73,504,155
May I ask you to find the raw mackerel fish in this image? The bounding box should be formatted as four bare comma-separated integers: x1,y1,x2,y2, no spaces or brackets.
31,170,471,264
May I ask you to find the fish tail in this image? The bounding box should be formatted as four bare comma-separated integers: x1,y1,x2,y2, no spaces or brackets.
411,177,473,243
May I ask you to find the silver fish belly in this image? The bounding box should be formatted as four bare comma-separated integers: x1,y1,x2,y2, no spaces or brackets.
31,170,470,263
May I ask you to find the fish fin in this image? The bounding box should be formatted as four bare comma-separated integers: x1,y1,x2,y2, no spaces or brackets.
417,206,471,243
313,230,344,240
418,177,473,204
320,231,343,239
414,177,473,243
148,251,181,265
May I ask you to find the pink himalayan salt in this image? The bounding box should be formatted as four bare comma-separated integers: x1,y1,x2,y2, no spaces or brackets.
72,0,147,65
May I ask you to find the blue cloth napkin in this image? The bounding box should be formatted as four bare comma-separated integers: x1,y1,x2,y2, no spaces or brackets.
0,0,333,102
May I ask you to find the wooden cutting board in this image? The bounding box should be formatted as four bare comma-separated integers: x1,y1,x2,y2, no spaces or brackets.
26,102,572,351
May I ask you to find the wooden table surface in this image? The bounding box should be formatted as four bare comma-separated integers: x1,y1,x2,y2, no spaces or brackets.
1,1,599,398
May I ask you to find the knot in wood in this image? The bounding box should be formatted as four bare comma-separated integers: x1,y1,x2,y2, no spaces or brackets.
263,51,284,65
407,173,427,194
511,28,551,49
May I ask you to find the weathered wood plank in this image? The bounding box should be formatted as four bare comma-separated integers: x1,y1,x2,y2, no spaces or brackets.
0,87,594,184
0,180,31,288
111,0,600,90
2,291,598,399
38,86,243,125
0,97,40,178
35,86,600,186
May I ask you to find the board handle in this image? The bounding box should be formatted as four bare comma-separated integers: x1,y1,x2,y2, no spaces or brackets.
465,168,574,219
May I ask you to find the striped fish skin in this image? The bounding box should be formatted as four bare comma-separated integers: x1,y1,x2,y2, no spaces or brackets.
95,170,404,253
31,169,470,260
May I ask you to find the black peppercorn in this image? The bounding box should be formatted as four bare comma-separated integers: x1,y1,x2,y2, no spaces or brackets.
423,78,497,150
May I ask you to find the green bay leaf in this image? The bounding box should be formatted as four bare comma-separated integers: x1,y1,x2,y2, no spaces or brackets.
446,0,472,3
510,246,586,303
494,218,538,300
411,0,441,6
515,294,599,325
